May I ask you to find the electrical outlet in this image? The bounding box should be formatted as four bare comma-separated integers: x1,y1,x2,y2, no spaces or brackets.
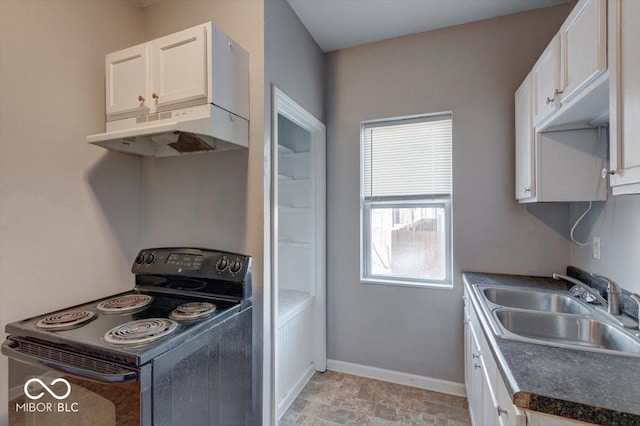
593,237,601,260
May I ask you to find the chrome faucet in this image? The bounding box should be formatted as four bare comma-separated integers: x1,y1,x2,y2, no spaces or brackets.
552,273,622,315
591,273,622,315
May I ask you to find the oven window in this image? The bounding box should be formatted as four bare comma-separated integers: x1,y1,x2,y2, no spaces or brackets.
8,359,139,426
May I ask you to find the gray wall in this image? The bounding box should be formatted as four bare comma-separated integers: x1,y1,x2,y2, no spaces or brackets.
0,1,144,423
264,0,325,422
570,196,640,293
265,0,325,123
325,5,571,383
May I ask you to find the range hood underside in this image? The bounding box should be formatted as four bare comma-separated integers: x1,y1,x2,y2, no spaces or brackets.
87,104,248,157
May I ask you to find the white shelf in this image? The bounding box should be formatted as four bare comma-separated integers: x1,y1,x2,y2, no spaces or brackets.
279,240,311,248
279,151,310,159
279,178,310,185
278,144,311,155
278,174,310,182
278,206,311,213
278,144,294,154
278,289,313,326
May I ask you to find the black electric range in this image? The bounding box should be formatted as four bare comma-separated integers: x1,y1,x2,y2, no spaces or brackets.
2,247,253,426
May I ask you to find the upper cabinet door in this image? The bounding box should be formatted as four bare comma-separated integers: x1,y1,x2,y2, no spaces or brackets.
106,44,149,119
150,25,208,111
532,35,561,125
609,0,640,195
515,75,535,200
559,0,607,103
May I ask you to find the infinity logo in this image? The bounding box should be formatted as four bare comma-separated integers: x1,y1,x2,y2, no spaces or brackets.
24,378,71,400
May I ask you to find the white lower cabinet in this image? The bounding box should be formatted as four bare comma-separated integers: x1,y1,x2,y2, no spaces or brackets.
465,293,521,426
464,289,597,426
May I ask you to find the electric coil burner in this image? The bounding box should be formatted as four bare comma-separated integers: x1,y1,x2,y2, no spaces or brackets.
2,247,253,426
97,294,154,314
104,319,178,346
170,302,216,321
35,310,96,330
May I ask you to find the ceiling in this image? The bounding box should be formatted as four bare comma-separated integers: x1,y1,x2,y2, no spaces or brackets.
287,0,569,52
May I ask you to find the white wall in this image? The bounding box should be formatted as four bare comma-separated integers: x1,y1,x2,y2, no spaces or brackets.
0,1,144,423
570,196,640,293
325,5,571,384
264,0,325,422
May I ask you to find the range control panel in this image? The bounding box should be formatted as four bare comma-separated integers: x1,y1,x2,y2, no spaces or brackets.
131,247,250,282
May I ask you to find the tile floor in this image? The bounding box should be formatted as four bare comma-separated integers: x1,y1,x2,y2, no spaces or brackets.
279,371,471,426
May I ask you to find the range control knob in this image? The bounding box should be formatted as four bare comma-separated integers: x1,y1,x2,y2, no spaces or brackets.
215,258,228,271
145,254,155,264
136,254,145,265
230,261,242,273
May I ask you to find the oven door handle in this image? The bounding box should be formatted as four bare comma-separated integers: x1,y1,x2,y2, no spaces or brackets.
1,340,138,383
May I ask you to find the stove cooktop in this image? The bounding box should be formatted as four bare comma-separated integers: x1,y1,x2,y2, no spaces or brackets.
6,290,241,366
5,248,252,366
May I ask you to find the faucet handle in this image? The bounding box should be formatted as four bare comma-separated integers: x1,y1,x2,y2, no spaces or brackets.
631,294,640,331
590,273,620,292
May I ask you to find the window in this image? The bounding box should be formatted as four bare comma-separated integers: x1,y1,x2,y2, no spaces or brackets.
361,113,452,287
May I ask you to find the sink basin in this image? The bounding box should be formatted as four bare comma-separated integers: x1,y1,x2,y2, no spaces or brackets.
483,287,592,315
495,310,640,355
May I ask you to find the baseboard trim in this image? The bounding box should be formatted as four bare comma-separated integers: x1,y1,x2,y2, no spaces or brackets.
326,359,466,397
277,364,315,420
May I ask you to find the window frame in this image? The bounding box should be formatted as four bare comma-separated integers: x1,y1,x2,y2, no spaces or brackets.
359,113,453,289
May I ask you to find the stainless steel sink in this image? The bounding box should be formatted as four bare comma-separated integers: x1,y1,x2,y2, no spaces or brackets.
494,309,640,355
483,287,592,315
472,284,640,358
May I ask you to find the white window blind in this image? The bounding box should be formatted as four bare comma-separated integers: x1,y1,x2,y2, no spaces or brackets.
363,115,452,198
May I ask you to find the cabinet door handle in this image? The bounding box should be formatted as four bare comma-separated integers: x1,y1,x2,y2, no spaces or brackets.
601,168,616,179
497,405,509,416
474,363,482,369
524,187,531,192
472,353,480,359
138,95,145,102
546,90,564,105
152,93,159,100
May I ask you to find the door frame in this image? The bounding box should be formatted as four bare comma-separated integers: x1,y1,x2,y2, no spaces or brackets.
270,85,326,421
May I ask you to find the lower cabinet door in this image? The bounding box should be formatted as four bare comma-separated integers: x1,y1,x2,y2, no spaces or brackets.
480,357,499,426
496,367,527,426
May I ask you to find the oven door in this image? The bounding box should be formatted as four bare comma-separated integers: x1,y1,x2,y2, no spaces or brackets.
2,337,150,426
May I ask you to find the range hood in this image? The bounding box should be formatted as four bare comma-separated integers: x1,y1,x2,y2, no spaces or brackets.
88,21,250,158
87,104,248,158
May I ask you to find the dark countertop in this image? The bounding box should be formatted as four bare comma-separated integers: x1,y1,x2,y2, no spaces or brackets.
463,272,640,425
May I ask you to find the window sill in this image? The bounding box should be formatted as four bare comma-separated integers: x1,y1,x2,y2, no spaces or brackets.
360,278,453,290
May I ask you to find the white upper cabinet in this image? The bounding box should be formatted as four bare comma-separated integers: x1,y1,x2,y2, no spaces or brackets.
608,0,640,195
104,22,249,123
150,25,208,111
106,44,149,119
532,35,561,125
515,75,535,201
559,0,607,103
532,0,608,130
